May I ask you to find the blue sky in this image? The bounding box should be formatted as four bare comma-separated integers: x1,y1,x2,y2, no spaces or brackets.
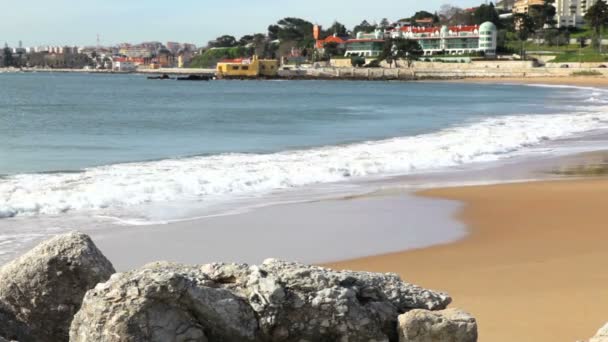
1,0,483,47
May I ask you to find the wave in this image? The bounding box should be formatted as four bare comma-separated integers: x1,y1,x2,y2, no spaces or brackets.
2,108,608,219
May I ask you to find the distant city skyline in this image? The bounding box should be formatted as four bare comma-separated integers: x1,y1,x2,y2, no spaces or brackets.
1,0,483,47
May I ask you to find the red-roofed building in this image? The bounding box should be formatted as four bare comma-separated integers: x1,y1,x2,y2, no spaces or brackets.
390,21,498,56
344,31,386,58
315,35,348,49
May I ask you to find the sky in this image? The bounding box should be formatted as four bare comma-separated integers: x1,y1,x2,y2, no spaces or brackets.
1,0,483,47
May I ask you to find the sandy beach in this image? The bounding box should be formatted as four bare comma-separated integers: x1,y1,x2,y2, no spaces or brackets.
327,178,608,342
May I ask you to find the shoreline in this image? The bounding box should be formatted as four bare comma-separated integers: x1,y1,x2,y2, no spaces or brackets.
4,67,608,85
326,176,608,342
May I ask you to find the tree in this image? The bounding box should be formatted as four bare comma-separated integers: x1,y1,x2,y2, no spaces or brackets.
473,3,500,26
584,0,608,50
377,38,423,68
269,17,315,48
2,46,13,67
412,11,435,21
353,20,376,34
513,13,536,59
238,35,255,46
528,0,556,30
393,38,423,67
208,35,237,48
323,42,341,59
379,18,391,28
324,21,348,37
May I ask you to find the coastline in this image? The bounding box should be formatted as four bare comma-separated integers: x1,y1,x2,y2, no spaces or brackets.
326,176,608,342
451,75,608,87
4,66,608,85
2,73,608,341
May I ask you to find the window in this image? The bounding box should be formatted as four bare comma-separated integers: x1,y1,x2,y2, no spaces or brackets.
242,66,249,70
261,65,266,70
232,66,239,71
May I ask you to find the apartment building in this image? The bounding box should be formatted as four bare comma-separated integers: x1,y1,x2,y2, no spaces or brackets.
554,0,598,27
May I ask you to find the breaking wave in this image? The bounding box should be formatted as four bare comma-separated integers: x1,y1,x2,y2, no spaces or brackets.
2,108,608,218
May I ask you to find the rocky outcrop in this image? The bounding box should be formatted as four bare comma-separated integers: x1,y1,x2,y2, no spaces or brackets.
0,232,115,342
398,308,478,342
71,259,452,342
590,323,608,342
0,232,476,342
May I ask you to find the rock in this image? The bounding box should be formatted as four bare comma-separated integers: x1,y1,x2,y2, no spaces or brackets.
590,323,608,342
71,259,452,342
398,308,478,342
0,232,115,342
70,263,261,342
0,302,32,342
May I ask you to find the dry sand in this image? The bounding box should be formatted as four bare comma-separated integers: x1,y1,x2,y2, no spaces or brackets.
327,178,608,342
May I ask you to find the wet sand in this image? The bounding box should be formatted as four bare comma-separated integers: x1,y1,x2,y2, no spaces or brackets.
88,193,464,272
457,75,608,87
327,178,608,342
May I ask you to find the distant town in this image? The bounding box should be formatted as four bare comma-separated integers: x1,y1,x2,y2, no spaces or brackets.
2,0,608,78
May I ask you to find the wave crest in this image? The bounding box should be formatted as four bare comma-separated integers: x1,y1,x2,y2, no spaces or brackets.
1,110,608,218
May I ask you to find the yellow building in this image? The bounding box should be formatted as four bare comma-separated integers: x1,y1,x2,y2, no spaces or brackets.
216,56,279,78
513,0,545,13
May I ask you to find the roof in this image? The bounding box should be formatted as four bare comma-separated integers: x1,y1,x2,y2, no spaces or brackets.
401,25,479,34
315,35,348,49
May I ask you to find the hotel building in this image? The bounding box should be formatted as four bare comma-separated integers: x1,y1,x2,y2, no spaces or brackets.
388,22,498,56
318,21,498,59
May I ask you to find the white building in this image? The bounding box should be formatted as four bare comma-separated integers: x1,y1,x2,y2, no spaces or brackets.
554,0,598,28
390,22,498,56
113,60,137,72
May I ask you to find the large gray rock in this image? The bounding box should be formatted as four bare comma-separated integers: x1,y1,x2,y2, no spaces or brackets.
70,263,259,342
590,323,608,342
398,308,478,342
0,232,115,342
71,259,451,342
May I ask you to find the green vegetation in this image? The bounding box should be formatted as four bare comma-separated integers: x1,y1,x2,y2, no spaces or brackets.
584,0,608,48
549,52,608,62
571,70,604,76
570,27,594,39
472,3,500,26
376,38,423,68
2,46,14,67
191,0,608,67
351,56,365,67
189,47,251,68
268,17,315,48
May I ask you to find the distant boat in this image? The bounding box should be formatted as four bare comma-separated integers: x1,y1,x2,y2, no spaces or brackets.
147,74,172,80
176,75,211,81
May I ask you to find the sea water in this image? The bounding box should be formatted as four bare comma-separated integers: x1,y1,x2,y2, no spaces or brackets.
1,73,608,260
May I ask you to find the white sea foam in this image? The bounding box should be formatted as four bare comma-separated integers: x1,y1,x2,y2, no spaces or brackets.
2,108,608,219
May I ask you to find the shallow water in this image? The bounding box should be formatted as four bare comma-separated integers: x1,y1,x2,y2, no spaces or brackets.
2,74,608,221
2,74,608,263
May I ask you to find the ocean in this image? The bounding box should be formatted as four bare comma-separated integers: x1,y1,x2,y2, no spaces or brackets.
1,73,608,262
